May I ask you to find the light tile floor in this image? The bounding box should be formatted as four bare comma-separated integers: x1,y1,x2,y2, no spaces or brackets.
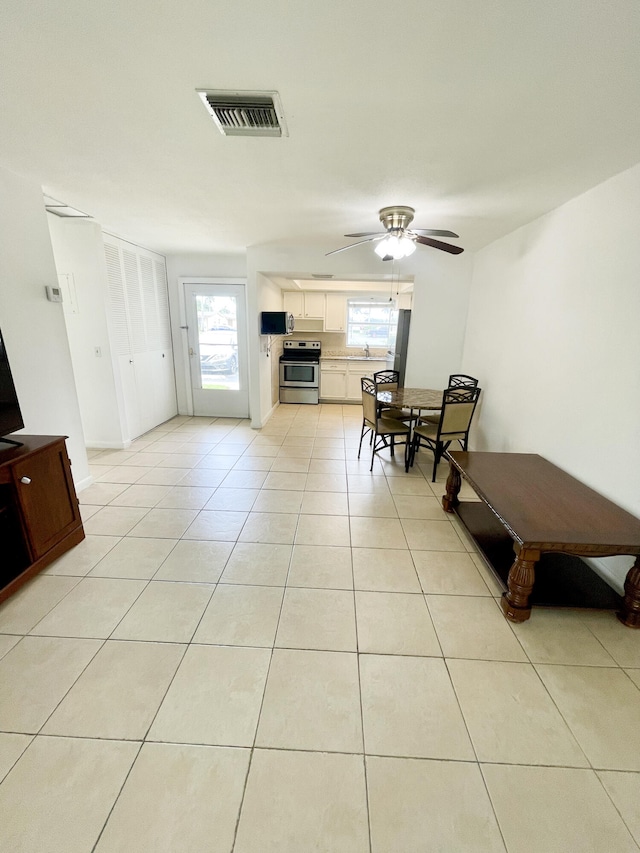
1,405,640,852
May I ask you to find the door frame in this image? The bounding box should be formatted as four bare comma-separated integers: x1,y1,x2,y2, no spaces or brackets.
178,277,250,417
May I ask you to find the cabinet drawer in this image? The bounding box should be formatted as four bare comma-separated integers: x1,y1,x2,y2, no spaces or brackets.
320,361,347,371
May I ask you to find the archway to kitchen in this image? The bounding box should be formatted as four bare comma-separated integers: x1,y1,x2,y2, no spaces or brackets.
261,275,414,414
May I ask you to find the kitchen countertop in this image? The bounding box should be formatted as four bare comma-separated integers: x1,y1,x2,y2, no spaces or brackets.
320,355,388,362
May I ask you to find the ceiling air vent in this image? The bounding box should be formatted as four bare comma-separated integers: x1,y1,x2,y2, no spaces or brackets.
196,89,287,137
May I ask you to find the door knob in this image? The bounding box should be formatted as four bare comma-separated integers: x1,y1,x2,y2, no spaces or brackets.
20,476,31,484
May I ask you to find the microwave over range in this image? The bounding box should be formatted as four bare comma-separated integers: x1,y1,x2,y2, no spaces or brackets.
260,311,295,336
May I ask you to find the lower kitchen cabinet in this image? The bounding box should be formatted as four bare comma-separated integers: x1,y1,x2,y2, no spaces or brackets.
320,359,386,402
320,362,347,400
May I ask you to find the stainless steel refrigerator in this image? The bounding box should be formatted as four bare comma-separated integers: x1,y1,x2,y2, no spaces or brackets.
386,309,411,385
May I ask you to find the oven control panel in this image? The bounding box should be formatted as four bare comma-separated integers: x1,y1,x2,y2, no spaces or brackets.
283,340,321,352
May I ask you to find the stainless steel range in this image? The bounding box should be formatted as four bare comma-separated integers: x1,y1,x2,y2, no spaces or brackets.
279,340,321,404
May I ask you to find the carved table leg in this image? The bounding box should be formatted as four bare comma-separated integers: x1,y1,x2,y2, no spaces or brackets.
442,463,461,513
618,557,640,628
501,547,539,623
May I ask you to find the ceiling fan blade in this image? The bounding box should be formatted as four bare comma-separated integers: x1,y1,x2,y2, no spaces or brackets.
325,236,385,256
343,231,387,238
410,229,460,238
415,235,464,255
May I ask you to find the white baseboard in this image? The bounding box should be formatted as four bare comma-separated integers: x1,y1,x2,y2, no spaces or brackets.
85,440,132,450
251,400,279,429
74,474,94,493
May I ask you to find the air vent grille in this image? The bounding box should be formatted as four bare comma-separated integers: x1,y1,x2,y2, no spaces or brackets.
197,89,287,137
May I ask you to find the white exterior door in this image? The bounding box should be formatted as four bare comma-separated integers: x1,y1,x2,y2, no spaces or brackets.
184,282,249,418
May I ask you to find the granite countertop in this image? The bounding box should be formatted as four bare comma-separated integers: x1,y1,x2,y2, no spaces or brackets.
321,352,388,361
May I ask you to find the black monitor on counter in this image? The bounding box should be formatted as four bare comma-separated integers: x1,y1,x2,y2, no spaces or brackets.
0,327,25,446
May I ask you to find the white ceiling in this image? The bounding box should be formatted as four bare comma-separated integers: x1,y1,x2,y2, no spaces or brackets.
1,0,639,257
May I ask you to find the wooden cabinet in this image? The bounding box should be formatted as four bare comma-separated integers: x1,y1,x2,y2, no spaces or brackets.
0,436,84,603
320,359,386,401
320,361,348,399
346,360,387,400
302,292,325,318
324,294,347,332
283,291,326,320
283,291,304,318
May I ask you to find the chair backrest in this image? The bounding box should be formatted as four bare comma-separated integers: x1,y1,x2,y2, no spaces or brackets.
361,377,378,426
437,386,481,438
373,370,399,392
448,374,479,388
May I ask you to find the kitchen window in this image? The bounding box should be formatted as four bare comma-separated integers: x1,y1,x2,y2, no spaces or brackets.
346,300,398,348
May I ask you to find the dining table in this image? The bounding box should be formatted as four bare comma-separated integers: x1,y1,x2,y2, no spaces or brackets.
376,386,443,422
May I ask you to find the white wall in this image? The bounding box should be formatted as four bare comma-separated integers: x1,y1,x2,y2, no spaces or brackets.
463,162,640,590
165,253,247,414
0,166,89,485
47,217,125,446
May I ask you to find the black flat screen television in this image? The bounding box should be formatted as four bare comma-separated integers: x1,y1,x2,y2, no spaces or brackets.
0,326,25,444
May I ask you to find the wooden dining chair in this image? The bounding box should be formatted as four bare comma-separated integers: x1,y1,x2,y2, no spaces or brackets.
409,386,481,481
358,377,411,472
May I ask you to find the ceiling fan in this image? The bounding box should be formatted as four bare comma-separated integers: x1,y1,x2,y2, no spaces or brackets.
326,205,463,260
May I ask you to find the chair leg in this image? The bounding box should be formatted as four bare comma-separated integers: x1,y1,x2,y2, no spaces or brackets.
432,444,439,482
390,435,395,458
357,419,366,459
370,435,377,472
409,433,418,468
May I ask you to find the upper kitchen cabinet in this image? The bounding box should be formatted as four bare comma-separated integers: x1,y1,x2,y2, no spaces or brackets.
283,291,303,318
303,292,325,318
324,294,347,332
283,291,325,319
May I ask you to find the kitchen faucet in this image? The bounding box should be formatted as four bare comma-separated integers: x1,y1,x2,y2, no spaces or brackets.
363,343,370,358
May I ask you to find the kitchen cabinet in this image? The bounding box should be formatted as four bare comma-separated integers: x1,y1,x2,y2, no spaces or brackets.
320,359,386,401
324,294,347,332
302,292,325,318
346,359,387,400
0,436,84,604
283,291,304,318
320,360,347,400
283,291,325,319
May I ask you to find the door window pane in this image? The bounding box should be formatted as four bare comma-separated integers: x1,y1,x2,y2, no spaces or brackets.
195,295,239,390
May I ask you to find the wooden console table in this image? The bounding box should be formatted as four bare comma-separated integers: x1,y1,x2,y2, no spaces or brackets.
0,436,84,604
442,451,640,627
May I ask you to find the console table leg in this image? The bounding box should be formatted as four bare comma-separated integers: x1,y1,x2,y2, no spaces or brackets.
442,463,461,513
501,549,539,623
618,558,640,629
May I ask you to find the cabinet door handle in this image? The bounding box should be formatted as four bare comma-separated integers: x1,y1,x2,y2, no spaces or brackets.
20,477,32,485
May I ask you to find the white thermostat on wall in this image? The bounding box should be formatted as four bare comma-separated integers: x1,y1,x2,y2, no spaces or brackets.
45,285,63,302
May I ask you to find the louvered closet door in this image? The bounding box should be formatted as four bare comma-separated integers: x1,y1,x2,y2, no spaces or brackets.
104,243,142,439
104,239,177,441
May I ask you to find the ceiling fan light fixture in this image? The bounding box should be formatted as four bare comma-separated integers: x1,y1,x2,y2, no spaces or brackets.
374,234,416,260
